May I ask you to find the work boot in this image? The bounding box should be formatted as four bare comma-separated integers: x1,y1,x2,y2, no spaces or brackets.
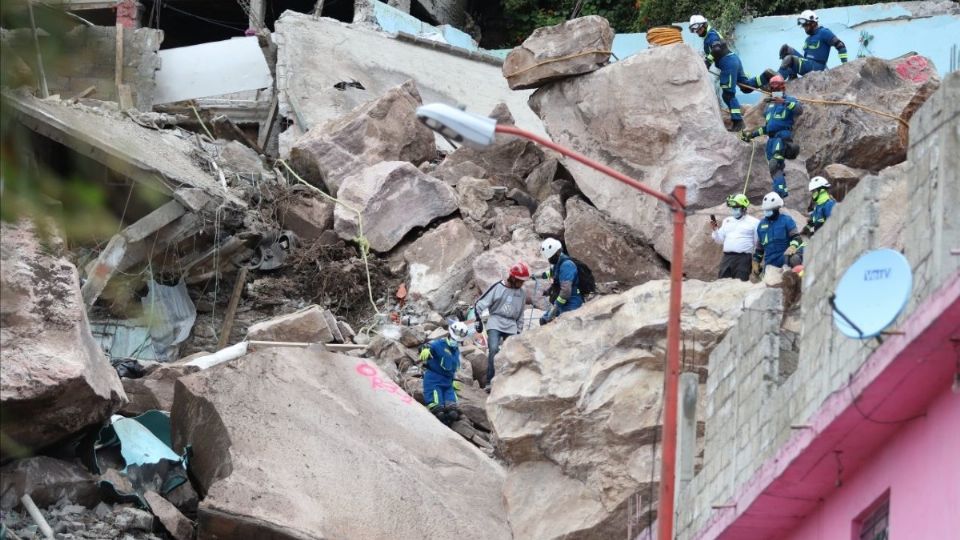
729,119,745,132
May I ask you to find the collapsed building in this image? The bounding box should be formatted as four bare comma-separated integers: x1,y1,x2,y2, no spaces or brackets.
0,3,957,540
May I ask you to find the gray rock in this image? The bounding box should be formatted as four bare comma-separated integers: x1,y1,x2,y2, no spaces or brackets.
335,161,459,252
145,491,194,540
289,80,436,194
171,347,509,539
246,305,337,344
563,197,668,286
404,219,483,313
532,194,565,237
503,16,614,90
507,188,538,214
113,507,154,532
0,456,100,511
279,194,335,242
456,177,496,222
0,221,126,458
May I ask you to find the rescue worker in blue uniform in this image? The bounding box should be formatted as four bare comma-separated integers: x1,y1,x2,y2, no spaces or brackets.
785,176,837,267
419,321,471,425
777,10,848,79
753,192,801,276
538,238,583,325
739,74,801,198
688,15,722,69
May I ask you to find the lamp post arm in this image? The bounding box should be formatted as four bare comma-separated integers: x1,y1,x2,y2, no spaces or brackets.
494,124,683,211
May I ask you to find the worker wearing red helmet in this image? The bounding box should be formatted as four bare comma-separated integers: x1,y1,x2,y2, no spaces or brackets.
474,261,530,391
739,74,803,199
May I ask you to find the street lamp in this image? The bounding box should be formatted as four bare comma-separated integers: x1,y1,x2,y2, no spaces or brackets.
417,103,687,540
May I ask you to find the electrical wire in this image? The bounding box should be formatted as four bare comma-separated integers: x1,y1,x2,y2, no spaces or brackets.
142,0,248,31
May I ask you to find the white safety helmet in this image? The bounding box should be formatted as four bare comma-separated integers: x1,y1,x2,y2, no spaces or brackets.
808,176,830,191
761,192,785,211
448,321,471,342
688,14,708,31
798,10,818,25
540,238,562,260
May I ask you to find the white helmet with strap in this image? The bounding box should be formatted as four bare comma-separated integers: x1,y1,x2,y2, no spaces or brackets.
798,9,818,25
448,321,471,342
762,192,785,211
808,176,830,191
688,14,708,31
540,238,562,260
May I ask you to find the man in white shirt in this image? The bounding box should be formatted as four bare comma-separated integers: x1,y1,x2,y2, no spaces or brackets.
711,194,759,281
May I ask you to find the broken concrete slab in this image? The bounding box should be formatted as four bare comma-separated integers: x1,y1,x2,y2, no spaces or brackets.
0,221,126,458
503,16,614,90
4,92,240,206
289,80,436,194
171,346,509,539
334,161,459,252
246,305,337,344
404,219,483,313
0,456,100,511
273,13,545,155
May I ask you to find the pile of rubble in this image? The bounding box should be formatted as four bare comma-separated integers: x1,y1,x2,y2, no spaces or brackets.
0,8,940,540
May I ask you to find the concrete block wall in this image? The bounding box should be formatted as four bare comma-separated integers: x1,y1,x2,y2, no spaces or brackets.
1,26,162,110
676,71,959,539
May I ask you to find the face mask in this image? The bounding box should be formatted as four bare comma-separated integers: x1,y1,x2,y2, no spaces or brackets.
764,210,775,218
731,207,744,218
772,91,784,99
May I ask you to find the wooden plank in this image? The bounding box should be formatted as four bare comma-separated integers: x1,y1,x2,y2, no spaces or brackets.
257,94,279,151
217,267,248,350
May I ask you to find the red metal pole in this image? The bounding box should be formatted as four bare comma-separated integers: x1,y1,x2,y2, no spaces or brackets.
494,123,686,539
657,184,686,540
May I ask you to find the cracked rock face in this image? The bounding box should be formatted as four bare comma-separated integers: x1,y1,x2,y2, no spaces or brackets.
503,16,614,90
334,161,458,253
0,221,126,458
172,347,509,539
487,279,767,539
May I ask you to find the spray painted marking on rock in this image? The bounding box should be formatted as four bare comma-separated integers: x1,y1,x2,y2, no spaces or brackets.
895,55,930,83
355,362,414,405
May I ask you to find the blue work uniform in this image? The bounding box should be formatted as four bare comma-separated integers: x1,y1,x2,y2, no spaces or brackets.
779,26,848,79
754,213,799,268
421,338,460,411
552,254,583,314
716,52,763,122
749,95,802,198
702,26,723,68
807,190,837,234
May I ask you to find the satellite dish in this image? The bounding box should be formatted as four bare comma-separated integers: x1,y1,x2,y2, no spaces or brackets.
832,249,912,339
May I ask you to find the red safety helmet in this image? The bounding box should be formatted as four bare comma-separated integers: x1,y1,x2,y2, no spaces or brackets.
769,75,786,92
509,262,531,281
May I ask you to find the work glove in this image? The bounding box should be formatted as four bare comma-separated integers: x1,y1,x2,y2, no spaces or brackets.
739,129,754,142
785,245,798,257
453,380,463,392
418,348,430,363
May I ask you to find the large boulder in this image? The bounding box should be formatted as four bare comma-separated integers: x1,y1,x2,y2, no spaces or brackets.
435,104,544,189
335,161,458,252
289,80,436,194
487,279,770,539
563,197,667,286
772,55,939,176
528,44,767,272
532,194,565,237
171,346,509,539
503,16,614,90
246,305,337,344
0,221,126,457
404,219,484,313
456,176,496,222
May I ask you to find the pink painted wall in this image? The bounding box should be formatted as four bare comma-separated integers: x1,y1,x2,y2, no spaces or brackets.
784,389,960,540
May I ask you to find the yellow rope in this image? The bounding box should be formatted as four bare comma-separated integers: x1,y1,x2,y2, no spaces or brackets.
189,104,214,139
277,160,381,315
742,139,756,195
504,49,613,79
647,26,684,46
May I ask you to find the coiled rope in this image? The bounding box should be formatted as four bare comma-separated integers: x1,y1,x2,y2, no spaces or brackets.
647,26,684,47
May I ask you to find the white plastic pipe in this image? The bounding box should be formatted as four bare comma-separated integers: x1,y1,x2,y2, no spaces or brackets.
20,494,54,540
184,341,249,370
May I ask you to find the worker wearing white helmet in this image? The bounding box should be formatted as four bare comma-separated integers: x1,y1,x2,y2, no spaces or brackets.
688,15,721,69
419,320,472,425
802,176,837,236
774,9,849,81
752,192,800,277
538,238,584,325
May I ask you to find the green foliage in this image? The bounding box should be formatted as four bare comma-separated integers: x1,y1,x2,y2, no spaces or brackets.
494,0,904,47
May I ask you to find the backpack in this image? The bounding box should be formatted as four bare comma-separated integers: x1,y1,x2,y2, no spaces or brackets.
546,256,597,302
